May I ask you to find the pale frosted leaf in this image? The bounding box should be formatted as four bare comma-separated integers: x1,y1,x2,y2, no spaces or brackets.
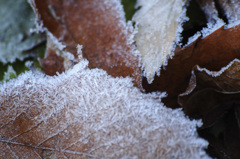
133,0,187,83
0,60,210,158
0,0,41,64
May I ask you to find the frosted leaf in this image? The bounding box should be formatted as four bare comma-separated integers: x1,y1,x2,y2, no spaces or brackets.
133,0,188,83
184,31,201,47
46,33,77,71
201,18,225,38
218,0,240,24
0,60,210,158
31,0,142,88
196,0,240,33
0,0,40,64
196,59,240,78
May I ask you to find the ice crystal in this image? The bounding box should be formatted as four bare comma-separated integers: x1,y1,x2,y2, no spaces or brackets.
0,59,210,158
133,0,188,83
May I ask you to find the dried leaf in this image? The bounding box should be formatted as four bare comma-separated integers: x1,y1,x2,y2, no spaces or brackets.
0,61,210,159
143,24,240,108
133,0,187,83
178,60,240,159
31,0,141,88
179,59,240,108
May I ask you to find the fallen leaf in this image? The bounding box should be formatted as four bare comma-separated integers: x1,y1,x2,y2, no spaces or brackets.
178,59,240,159
133,0,187,83
143,24,240,108
30,0,141,88
0,60,210,159
179,59,240,108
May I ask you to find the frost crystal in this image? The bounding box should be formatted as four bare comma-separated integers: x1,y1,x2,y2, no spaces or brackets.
0,60,210,158
201,18,225,38
0,0,40,64
184,31,201,46
196,59,240,77
218,0,240,24
133,0,188,83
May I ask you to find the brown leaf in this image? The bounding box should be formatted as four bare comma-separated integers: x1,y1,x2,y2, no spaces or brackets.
31,0,141,88
143,25,240,108
0,61,209,158
39,49,65,76
178,59,240,128
178,60,240,159
179,59,240,107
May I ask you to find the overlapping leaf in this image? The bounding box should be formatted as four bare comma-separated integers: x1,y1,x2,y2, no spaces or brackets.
0,61,210,159
133,0,187,83
143,25,240,108
179,60,240,159
31,0,141,88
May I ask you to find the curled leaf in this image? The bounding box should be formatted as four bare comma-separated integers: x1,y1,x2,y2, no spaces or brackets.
179,59,240,159
143,24,240,108
179,59,240,107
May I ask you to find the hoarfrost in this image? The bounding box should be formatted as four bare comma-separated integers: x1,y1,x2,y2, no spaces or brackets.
133,0,188,83
0,0,40,64
196,59,240,77
201,18,225,38
196,0,219,24
46,33,77,70
0,60,210,158
180,59,240,97
184,31,201,47
218,0,240,24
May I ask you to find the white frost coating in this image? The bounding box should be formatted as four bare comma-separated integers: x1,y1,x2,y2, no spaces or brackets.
0,60,210,158
29,18,47,34
179,70,197,97
133,0,188,83
219,0,240,24
181,59,240,96
184,31,201,47
225,20,240,29
102,0,139,68
47,33,77,70
199,0,219,23
2,65,17,82
201,19,225,38
77,44,83,61
47,32,66,51
196,59,240,77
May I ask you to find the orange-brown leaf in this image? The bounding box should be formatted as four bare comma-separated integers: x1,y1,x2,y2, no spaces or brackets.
32,0,141,88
